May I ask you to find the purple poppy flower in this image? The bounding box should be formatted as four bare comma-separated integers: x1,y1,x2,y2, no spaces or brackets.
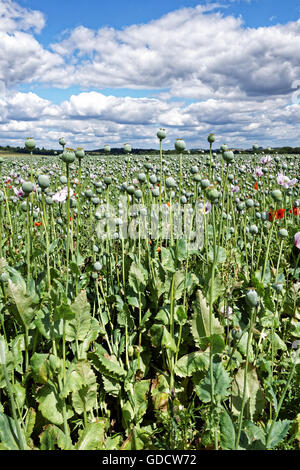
277,173,298,189
231,185,240,193
205,202,211,214
295,232,300,249
261,156,272,165
255,167,263,177
220,306,233,318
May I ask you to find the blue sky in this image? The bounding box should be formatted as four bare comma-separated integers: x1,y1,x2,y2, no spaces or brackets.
1,0,300,149
18,0,300,38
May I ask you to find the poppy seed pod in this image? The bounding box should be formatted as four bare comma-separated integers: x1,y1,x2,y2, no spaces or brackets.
206,187,220,202
59,137,66,147
200,179,210,189
193,174,201,183
138,173,146,183
157,128,166,140
60,176,67,184
278,228,289,238
104,145,111,154
104,176,112,186
85,189,93,199
38,174,50,190
93,261,102,272
22,181,34,195
246,199,254,208
271,189,283,202
126,185,135,195
25,137,35,150
220,144,228,152
208,133,215,144
222,151,234,164
75,148,85,159
165,177,176,188
249,224,258,235
61,149,75,164
124,143,131,154
152,188,160,198
245,289,259,308
134,189,142,200
149,175,157,184
175,139,186,152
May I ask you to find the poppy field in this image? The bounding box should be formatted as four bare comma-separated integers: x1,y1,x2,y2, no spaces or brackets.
0,132,299,451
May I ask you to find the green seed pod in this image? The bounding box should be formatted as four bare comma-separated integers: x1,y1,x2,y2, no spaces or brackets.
245,289,259,308
208,133,215,144
157,128,166,140
246,198,254,208
126,185,135,195
152,188,160,197
249,224,258,235
124,143,131,154
38,174,50,190
138,173,146,183
272,283,283,293
222,150,234,163
61,148,75,164
45,197,53,205
104,176,112,186
85,189,93,199
22,181,34,195
21,201,27,212
271,189,283,202
93,261,102,272
180,195,187,204
174,138,186,152
200,179,210,189
206,187,220,202
60,176,67,184
149,175,157,184
75,148,85,159
232,328,243,340
278,228,288,238
91,197,99,206
25,137,35,150
134,189,142,200
165,177,176,189
0,271,9,283
104,145,111,154
237,202,245,212
70,198,77,208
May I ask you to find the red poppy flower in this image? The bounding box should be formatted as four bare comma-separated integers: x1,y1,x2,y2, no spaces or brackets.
276,208,285,219
290,206,299,216
254,182,258,190
268,210,275,222
268,208,285,222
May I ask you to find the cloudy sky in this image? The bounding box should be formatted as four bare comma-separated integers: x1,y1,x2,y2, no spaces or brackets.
1,0,300,150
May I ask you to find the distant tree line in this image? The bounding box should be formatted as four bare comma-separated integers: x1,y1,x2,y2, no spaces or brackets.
1,145,300,156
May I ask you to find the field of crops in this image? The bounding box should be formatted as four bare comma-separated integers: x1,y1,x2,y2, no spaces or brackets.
0,133,299,451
